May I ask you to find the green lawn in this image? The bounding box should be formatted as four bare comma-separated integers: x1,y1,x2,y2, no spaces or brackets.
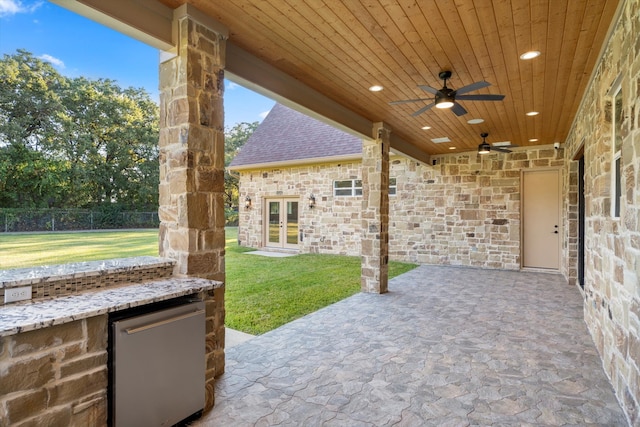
0,228,418,334
0,230,159,269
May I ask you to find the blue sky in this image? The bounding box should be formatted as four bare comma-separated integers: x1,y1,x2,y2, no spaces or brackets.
0,0,275,129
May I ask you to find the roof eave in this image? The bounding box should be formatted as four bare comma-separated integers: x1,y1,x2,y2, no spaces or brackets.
228,153,362,171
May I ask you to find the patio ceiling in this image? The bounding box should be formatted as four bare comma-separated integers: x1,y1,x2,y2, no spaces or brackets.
57,0,620,158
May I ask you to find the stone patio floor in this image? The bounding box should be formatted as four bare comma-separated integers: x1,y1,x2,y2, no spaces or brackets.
193,265,627,426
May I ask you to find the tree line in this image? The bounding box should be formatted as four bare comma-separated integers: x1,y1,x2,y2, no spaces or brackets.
0,50,257,215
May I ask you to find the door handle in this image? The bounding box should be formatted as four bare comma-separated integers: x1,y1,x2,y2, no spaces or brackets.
125,309,205,335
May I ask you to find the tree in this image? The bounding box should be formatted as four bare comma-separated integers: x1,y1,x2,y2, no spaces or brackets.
58,78,159,209
224,122,258,209
0,50,67,149
0,143,68,207
0,50,70,207
0,50,159,210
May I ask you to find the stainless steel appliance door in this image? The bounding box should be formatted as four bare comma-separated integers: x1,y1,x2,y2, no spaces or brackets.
112,301,205,427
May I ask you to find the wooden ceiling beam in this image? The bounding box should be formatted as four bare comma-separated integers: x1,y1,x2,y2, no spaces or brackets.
50,0,174,50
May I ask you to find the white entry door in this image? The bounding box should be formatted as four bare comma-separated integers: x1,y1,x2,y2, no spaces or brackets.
522,169,560,269
265,198,299,249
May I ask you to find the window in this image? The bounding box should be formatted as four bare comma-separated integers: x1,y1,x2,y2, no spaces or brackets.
389,178,397,196
334,179,362,196
334,178,397,196
612,86,623,218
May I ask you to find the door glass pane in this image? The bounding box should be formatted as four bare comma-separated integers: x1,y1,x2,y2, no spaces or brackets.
286,202,298,245
268,201,280,244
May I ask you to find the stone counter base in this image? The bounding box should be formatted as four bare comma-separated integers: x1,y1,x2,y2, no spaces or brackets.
0,316,109,426
0,286,224,426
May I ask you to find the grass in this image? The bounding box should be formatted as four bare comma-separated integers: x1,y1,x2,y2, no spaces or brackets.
0,230,159,269
225,231,417,334
0,228,418,334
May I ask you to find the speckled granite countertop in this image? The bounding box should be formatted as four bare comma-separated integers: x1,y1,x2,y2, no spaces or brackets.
0,277,222,337
0,256,175,288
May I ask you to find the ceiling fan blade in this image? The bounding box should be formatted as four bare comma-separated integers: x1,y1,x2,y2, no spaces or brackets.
454,80,491,95
492,146,512,153
451,103,467,116
418,85,440,95
411,102,436,116
456,94,506,101
389,98,433,105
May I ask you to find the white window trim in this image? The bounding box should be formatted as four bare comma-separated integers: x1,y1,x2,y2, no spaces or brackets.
333,178,397,196
334,179,362,197
389,177,397,196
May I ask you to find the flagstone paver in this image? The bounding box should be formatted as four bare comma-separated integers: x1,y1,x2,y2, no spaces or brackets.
193,265,627,426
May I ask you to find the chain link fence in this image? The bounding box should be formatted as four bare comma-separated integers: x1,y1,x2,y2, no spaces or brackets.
0,209,159,232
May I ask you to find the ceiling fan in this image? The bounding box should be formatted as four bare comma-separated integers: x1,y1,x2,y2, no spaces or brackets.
478,132,517,154
389,71,505,117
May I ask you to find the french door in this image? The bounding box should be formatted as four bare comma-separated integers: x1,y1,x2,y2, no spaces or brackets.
265,198,299,249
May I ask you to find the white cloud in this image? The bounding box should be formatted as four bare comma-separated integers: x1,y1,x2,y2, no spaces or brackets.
226,81,239,90
259,110,270,120
0,0,42,17
38,54,65,69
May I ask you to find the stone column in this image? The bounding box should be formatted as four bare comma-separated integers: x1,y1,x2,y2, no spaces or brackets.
158,6,226,411
361,123,390,293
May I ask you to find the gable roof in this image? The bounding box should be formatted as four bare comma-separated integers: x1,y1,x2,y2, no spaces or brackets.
229,104,362,170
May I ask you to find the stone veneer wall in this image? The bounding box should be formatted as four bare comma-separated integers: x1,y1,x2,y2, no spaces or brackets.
158,9,226,407
563,0,640,422
0,316,109,425
0,289,217,425
237,145,564,270
360,124,390,293
391,148,563,269
238,162,363,253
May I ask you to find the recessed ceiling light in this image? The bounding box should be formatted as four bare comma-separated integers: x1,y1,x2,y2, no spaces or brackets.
368,85,384,92
449,146,456,150
526,111,539,116
467,118,484,124
520,51,541,60
421,125,431,130
529,138,538,142
431,137,451,144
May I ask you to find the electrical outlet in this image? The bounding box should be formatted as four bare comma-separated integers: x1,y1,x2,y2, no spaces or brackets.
5,286,32,303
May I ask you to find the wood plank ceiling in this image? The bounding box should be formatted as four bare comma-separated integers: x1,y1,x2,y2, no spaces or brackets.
157,0,619,155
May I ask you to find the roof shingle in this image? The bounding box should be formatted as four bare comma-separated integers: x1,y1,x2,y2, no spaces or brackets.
229,104,361,168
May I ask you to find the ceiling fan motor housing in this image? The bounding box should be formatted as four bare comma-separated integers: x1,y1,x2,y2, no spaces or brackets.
435,87,455,106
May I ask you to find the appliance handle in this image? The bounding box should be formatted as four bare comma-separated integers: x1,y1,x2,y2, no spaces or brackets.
125,309,205,335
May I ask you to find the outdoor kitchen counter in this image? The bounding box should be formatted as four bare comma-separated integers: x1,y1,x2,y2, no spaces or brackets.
0,256,176,288
0,276,222,337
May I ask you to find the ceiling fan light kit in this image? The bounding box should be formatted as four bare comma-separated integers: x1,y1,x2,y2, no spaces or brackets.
435,97,455,109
